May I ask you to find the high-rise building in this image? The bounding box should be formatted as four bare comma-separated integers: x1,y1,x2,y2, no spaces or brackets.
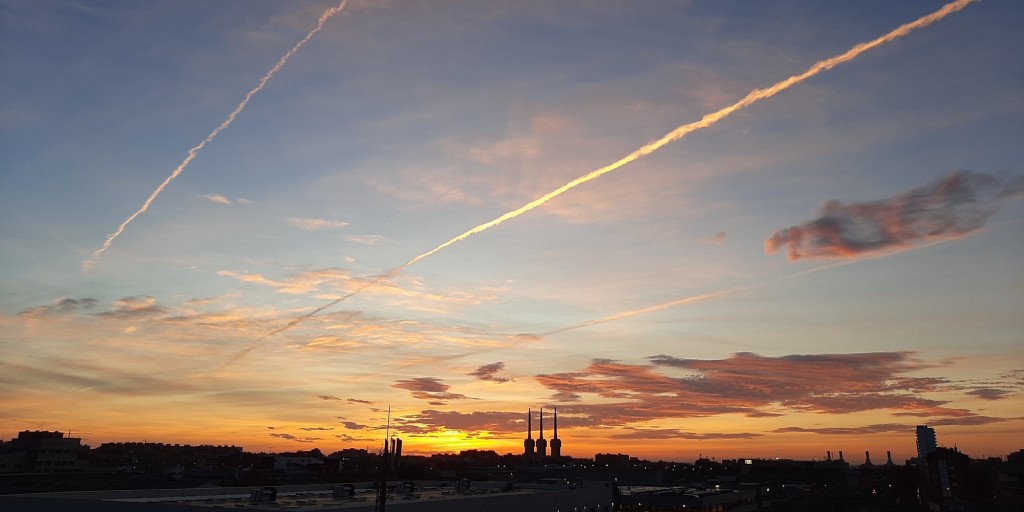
916,425,937,460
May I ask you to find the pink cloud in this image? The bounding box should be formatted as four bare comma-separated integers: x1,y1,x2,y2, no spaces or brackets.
765,171,1021,261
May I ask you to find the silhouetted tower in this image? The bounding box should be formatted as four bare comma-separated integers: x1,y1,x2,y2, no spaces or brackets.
536,408,548,459
916,425,937,460
864,450,873,467
523,409,535,463
839,451,845,463
827,451,833,462
549,406,562,459
886,450,894,466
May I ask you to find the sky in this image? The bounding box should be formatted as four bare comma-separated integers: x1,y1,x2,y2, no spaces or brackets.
1,0,1022,463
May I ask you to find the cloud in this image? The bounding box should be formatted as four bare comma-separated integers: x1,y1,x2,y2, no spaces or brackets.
288,217,350,231
773,423,911,435
612,428,762,440
19,297,98,318
95,296,168,319
269,432,315,443
298,426,333,431
965,387,1013,400
298,313,538,353
347,398,372,404
344,234,388,245
703,231,728,245
765,171,1022,261
0,360,192,397
339,421,367,430
468,362,511,383
392,377,472,403
533,352,988,427
393,410,522,435
217,267,500,310
200,193,232,205
317,395,343,401
925,415,1024,426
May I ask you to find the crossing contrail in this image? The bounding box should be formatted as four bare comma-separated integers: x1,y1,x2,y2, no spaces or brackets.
84,0,350,269
231,0,974,355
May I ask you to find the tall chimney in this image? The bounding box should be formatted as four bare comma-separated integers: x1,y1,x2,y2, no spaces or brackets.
523,409,535,463
827,451,832,461
536,408,548,459
550,406,562,459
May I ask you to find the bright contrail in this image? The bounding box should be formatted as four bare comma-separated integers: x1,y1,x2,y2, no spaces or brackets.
233,0,973,353
391,0,974,275
85,0,350,269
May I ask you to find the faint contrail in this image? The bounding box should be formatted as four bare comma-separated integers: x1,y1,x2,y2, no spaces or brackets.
542,286,750,336
543,238,961,336
232,0,974,353
84,0,350,269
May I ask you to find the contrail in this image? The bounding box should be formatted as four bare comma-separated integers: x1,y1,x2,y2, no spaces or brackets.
543,238,961,336
542,286,751,336
231,0,974,355
389,0,975,276
84,0,350,269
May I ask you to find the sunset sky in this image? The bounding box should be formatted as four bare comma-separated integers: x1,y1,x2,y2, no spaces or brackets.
1,0,1022,463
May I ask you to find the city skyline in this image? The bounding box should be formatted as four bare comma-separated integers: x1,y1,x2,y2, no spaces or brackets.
1,0,1022,462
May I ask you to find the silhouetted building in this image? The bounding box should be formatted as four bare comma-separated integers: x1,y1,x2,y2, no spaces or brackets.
997,450,1024,510
595,453,635,468
0,431,87,474
923,446,973,507
917,425,937,460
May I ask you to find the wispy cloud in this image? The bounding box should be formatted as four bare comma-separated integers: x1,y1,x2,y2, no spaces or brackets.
200,193,232,205
217,267,499,308
766,171,1023,261
703,231,728,245
20,297,98,318
95,296,168,319
613,428,761,440
288,217,350,231
774,424,911,436
344,234,388,245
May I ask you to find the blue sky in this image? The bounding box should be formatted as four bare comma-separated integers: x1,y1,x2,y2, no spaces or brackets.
1,0,1022,459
